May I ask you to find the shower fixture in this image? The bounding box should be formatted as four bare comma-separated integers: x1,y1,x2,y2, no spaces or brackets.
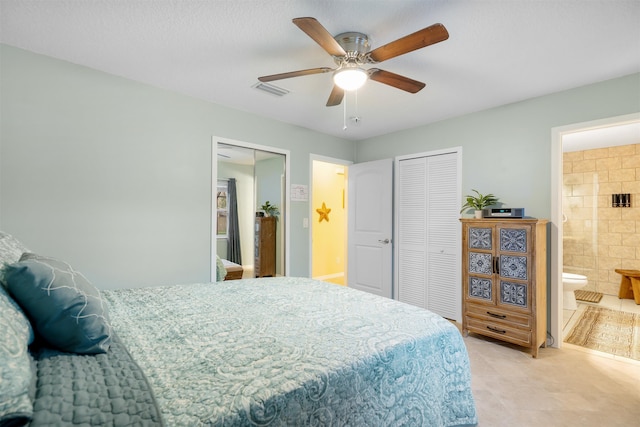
612,193,631,207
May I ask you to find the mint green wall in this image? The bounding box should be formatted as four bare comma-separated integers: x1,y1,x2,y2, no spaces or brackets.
0,45,356,289
2,43,638,290
356,73,640,220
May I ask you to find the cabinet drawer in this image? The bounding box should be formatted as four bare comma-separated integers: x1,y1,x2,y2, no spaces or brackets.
465,304,532,328
465,317,532,347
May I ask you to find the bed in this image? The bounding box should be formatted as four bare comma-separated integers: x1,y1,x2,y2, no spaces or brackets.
0,231,478,427
221,258,243,280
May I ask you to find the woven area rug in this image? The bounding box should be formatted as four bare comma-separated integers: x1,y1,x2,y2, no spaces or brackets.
565,306,640,361
575,289,603,303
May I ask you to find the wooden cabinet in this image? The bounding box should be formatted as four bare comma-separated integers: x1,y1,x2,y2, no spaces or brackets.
254,216,276,277
461,218,548,357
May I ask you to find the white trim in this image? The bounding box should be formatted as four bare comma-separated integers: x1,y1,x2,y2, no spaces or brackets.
211,136,291,281
549,112,640,348
313,272,345,281
395,146,463,163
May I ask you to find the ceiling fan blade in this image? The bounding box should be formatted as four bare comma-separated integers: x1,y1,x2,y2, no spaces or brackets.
293,17,347,57
368,69,426,93
258,67,333,82
326,85,345,107
368,23,449,63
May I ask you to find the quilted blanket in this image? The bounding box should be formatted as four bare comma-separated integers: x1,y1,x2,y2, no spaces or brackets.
103,277,477,426
28,333,163,426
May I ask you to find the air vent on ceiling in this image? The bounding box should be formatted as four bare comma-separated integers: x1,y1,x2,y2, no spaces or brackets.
252,82,289,97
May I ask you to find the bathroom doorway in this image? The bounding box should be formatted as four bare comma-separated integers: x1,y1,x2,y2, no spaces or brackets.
551,112,640,355
310,155,351,286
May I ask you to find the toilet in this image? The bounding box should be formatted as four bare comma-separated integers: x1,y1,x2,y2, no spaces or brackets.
562,272,588,310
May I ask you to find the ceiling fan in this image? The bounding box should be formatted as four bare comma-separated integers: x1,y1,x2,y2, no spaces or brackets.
258,17,449,107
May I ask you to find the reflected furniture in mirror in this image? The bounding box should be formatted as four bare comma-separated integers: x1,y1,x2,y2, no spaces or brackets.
222,259,243,280
216,141,286,278
255,216,276,277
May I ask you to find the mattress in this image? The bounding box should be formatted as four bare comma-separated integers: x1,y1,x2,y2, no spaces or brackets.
103,277,477,426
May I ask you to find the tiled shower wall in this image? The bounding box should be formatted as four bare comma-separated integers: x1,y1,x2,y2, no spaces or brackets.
563,143,640,296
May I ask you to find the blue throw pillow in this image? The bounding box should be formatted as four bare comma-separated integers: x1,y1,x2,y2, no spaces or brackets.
5,253,112,354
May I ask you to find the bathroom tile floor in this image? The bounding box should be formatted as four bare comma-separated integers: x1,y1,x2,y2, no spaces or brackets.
563,294,640,337
581,294,640,315
563,295,640,363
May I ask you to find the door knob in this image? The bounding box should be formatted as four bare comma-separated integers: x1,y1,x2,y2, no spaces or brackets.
378,238,390,244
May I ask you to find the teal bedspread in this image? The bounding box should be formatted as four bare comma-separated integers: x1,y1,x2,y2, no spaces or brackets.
103,277,477,426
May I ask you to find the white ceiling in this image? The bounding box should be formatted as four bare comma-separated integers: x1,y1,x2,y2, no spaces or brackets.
1,0,639,141
562,121,640,152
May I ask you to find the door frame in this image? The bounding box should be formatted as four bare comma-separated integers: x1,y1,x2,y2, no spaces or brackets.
309,154,353,280
211,136,291,281
549,112,640,347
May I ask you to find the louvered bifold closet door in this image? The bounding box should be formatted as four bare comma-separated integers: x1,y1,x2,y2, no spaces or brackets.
397,152,460,322
397,157,428,308
425,153,460,320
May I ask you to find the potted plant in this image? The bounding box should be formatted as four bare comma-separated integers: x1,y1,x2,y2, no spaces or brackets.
460,189,499,219
260,201,280,218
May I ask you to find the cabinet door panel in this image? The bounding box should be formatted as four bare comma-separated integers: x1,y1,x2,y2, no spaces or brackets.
499,227,528,252
468,277,493,301
499,255,528,280
469,252,493,275
498,280,531,312
468,227,493,250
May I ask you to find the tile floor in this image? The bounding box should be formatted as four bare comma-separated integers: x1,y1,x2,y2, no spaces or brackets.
563,294,640,324
563,295,640,351
465,294,640,426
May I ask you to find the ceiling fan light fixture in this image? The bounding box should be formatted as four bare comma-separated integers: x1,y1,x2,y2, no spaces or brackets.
333,67,368,91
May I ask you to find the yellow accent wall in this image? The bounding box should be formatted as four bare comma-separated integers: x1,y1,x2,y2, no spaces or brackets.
312,161,346,281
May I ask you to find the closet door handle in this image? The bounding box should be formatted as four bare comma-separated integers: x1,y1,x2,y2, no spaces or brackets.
493,256,500,275
378,238,390,244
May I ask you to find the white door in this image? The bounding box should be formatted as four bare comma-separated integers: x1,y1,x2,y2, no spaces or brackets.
347,159,393,298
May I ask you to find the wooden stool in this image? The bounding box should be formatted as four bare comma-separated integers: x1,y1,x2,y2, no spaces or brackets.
615,269,640,305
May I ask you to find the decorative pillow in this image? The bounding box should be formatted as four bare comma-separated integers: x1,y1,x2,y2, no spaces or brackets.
216,255,227,282
5,253,112,354
0,231,29,290
0,231,28,266
0,286,35,426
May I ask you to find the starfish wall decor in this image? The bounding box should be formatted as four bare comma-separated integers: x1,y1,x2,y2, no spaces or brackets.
316,202,331,222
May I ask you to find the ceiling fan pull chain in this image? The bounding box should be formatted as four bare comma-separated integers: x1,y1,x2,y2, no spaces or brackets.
355,90,359,121
343,92,348,130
